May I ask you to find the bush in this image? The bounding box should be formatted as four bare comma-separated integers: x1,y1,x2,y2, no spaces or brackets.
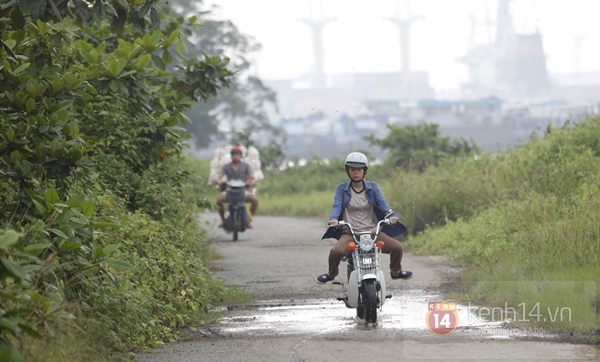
405,117,600,336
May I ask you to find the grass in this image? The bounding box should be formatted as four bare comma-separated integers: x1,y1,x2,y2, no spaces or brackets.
15,324,112,362
257,190,333,218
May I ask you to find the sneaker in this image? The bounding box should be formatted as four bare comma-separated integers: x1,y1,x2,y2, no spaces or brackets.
315,273,334,284
391,270,413,280
218,221,225,228
246,222,253,229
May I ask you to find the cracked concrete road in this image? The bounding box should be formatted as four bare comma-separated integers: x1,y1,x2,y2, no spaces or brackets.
135,213,598,362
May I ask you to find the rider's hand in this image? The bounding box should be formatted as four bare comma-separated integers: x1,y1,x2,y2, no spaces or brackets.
328,220,338,227
389,217,398,225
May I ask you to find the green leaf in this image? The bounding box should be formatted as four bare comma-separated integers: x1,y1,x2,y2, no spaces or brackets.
151,54,164,70
73,0,92,23
45,188,60,205
135,53,151,70
13,63,30,74
24,243,52,254
115,0,128,10
102,243,120,256
162,49,172,65
10,7,26,29
19,0,36,14
138,1,151,18
92,0,106,22
163,117,178,127
1,40,17,59
0,230,22,250
112,9,127,31
130,9,145,32
31,0,47,18
106,259,135,271
9,150,21,162
50,0,63,21
0,346,26,362
0,317,19,333
17,323,42,339
82,202,94,217
105,2,118,17
48,228,68,239
0,257,26,280
32,200,47,214
6,129,15,142
103,270,119,289
168,29,180,45
26,98,35,113
150,6,160,26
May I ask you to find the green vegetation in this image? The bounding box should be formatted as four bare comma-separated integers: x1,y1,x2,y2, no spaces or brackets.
365,123,479,172
0,1,250,360
257,119,600,338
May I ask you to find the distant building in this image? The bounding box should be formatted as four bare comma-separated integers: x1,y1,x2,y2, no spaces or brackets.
461,1,549,100
264,71,434,119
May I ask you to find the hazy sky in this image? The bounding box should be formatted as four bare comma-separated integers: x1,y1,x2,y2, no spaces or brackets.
206,0,600,93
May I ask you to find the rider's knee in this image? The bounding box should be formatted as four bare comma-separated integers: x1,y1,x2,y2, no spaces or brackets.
329,248,342,258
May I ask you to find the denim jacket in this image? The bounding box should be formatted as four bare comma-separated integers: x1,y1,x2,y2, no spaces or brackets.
321,181,408,240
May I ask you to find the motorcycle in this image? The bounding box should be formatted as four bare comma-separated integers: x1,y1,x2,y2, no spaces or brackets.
331,211,394,325
221,179,249,241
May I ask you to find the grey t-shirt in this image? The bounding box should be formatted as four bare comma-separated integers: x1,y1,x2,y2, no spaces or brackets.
343,187,378,233
220,162,253,182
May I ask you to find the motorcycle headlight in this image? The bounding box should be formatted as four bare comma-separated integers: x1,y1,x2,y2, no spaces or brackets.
359,237,374,251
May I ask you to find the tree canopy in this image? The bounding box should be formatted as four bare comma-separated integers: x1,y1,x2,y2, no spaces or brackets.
365,123,479,172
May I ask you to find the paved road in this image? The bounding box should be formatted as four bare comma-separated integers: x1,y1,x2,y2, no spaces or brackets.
135,214,598,362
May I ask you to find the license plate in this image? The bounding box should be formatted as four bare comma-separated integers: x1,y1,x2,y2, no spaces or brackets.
362,258,373,265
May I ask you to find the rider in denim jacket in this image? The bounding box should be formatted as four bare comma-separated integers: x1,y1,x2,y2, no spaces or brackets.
316,152,414,284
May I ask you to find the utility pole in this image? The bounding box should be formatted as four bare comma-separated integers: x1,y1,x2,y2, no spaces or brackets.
469,0,494,46
302,0,334,89
573,36,585,85
388,0,422,90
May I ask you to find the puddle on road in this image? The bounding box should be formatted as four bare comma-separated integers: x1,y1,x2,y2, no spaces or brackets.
203,289,554,341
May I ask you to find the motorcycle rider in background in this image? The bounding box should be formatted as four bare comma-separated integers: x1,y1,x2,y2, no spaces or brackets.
216,146,259,229
316,152,413,284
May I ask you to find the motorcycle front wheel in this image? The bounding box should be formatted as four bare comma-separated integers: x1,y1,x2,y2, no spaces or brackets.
230,207,240,241
363,279,378,324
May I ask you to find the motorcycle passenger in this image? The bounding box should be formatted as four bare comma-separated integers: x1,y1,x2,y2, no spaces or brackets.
216,146,259,229
316,152,413,284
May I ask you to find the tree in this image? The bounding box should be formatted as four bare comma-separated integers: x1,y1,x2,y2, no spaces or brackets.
365,123,479,172
167,1,286,156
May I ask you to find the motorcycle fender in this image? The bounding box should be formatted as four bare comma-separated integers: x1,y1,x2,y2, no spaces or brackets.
347,271,359,308
377,270,387,306
361,273,377,280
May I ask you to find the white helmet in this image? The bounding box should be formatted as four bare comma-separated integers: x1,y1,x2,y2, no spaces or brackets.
345,152,368,169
